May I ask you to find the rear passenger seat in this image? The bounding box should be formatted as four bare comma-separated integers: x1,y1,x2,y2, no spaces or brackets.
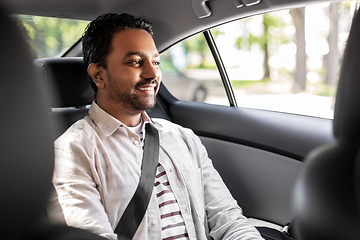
35,57,93,138
34,57,171,138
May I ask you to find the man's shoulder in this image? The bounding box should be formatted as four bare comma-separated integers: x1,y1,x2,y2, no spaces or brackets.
152,118,196,140
152,118,183,131
55,115,95,146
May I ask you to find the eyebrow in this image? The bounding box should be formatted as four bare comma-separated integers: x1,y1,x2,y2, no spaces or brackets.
123,51,160,60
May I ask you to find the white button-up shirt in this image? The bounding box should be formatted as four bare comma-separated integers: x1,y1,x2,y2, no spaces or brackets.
48,101,263,240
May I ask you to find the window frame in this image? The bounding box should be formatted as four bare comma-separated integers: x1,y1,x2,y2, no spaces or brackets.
203,30,238,107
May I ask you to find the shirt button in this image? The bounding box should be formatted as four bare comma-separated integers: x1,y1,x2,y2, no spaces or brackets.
184,208,190,214
151,220,158,226
133,140,139,145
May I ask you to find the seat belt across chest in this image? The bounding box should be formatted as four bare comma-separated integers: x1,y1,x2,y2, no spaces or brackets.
115,123,160,240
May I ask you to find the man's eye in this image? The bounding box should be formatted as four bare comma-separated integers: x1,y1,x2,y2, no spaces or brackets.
128,60,142,66
153,61,160,66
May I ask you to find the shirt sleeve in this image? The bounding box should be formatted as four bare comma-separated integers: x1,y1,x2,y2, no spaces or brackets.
184,128,263,240
48,134,117,240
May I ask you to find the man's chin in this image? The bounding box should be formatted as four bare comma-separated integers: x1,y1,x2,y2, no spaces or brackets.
133,101,156,112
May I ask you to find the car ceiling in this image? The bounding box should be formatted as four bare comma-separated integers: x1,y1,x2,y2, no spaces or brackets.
4,0,333,52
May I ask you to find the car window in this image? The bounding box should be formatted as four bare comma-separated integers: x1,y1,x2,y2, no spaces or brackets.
211,0,357,118
13,15,89,58
160,34,228,105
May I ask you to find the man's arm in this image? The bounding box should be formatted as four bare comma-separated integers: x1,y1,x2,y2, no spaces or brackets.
48,142,117,240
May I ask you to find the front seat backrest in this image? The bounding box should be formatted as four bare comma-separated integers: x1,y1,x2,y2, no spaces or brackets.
0,4,106,240
292,8,360,240
0,4,54,239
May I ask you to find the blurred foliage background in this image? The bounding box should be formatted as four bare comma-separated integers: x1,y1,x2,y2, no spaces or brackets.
14,15,88,58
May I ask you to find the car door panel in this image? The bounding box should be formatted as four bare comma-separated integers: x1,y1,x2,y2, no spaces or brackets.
170,100,335,159
158,95,336,226
201,136,301,226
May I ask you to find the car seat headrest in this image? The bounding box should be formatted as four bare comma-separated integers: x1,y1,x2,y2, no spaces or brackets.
333,8,360,143
0,5,54,239
293,144,360,240
34,57,94,108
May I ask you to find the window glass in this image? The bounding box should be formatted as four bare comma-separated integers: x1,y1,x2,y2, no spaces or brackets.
13,15,89,58
213,0,358,118
160,34,228,105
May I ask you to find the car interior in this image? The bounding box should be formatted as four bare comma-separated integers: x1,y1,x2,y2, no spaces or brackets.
1,0,360,239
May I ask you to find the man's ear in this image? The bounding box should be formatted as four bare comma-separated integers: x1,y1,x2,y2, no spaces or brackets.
87,63,105,89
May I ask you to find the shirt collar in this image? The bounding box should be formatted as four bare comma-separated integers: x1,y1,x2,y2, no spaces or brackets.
89,101,160,137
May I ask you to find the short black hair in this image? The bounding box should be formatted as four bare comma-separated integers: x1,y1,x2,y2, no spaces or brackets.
82,13,153,93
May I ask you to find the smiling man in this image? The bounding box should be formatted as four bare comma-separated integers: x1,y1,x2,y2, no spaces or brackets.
87,28,161,126
48,13,263,240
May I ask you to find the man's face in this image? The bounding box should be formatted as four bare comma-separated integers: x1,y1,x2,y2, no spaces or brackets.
102,29,162,113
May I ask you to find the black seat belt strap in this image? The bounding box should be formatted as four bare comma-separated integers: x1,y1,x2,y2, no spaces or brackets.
115,123,159,240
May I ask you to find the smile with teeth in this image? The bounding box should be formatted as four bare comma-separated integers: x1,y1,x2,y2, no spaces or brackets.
139,87,154,91
138,84,156,92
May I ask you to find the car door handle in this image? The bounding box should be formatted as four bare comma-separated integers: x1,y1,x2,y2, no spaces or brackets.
234,0,261,8
192,0,211,18
193,0,261,17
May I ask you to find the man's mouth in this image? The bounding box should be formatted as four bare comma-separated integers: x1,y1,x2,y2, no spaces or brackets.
137,82,158,93
138,86,155,91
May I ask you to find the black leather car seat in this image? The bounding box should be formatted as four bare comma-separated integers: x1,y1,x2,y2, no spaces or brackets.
0,4,54,239
292,8,360,240
0,4,106,240
34,57,94,138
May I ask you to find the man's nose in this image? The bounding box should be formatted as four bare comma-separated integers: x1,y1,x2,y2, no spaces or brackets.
142,61,161,80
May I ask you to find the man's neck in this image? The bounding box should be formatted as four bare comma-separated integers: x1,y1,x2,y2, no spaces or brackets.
96,99,143,127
